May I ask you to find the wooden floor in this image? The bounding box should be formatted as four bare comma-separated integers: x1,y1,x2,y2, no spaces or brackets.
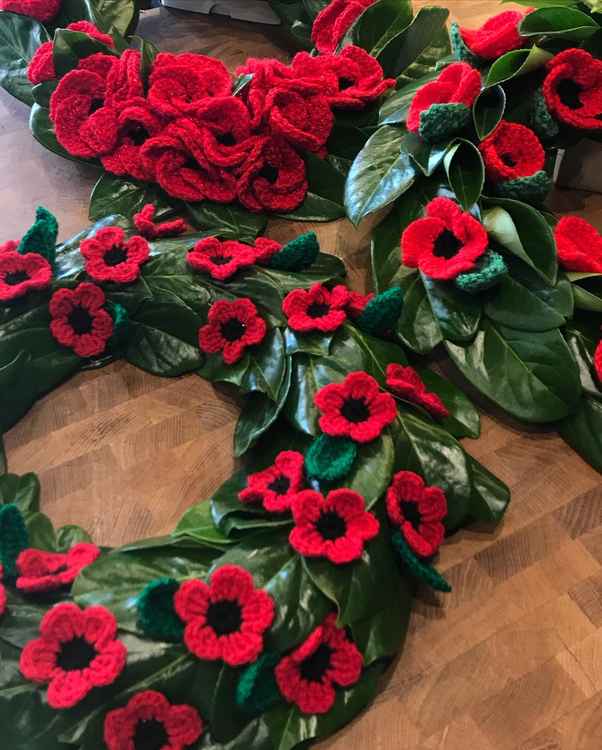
3,2,602,748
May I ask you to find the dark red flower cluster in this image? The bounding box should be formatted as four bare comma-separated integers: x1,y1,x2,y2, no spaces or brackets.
460,9,530,60
0,0,60,22
595,340,602,384
239,450,305,513
543,49,602,132
49,282,114,358
198,298,266,365
479,120,545,183
554,216,602,274
283,283,350,333
133,203,187,240
80,226,150,284
16,542,100,593
386,364,449,420
0,247,52,302
311,0,375,54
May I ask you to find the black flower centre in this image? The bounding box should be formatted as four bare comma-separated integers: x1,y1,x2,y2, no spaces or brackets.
316,510,347,541
501,152,516,167
68,306,94,335
307,302,330,318
56,636,97,671
5,270,29,285
268,474,291,495
220,317,246,342
89,98,104,114
400,500,422,530
341,396,370,423
125,124,149,146
217,131,236,146
133,718,169,750
104,245,128,266
209,255,232,266
206,599,242,636
258,164,279,184
299,643,334,682
557,78,583,110
433,229,462,260
339,76,355,90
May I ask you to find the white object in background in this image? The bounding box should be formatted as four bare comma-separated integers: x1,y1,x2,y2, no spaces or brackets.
160,0,280,25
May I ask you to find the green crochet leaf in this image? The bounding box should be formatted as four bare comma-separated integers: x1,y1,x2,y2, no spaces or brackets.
17,206,58,268
267,231,320,271
136,577,184,642
0,503,29,580
495,170,552,204
391,532,451,592
450,22,480,66
107,302,130,352
236,652,281,716
357,287,404,337
531,88,560,141
419,102,471,144
305,434,358,484
455,249,508,295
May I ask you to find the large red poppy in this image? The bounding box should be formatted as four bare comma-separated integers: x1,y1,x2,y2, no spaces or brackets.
0,250,52,302
459,9,530,60
311,0,375,54
282,283,349,333
80,226,150,284
265,88,333,154
198,298,266,365
543,48,602,131
16,543,100,593
193,96,256,169
49,282,114,358
479,121,545,183
239,451,305,513
554,216,602,274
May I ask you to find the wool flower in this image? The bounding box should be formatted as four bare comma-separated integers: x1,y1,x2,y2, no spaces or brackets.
311,0,375,54
282,283,350,333
554,216,602,273
16,543,100,594
0,250,52,302
386,471,447,559
543,48,602,131
174,565,274,667
239,451,305,513
133,204,187,240
198,298,266,365
187,237,257,281
275,613,363,714
194,96,256,169
479,121,545,182
401,197,489,280
104,49,144,107
104,690,204,750
346,290,374,318
253,236,282,264
0,0,60,22
459,9,529,60
49,282,114,358
80,226,150,284
386,364,449,420
0,581,5,618
595,340,602,384
19,602,127,709
265,88,333,154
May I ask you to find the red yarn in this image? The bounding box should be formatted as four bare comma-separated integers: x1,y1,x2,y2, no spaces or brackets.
133,204,187,240
80,226,150,284
187,236,257,281
460,9,530,60
19,602,127,709
275,613,363,714
282,283,350,333
554,216,602,274
311,0,375,54
49,282,114,358
193,96,256,169
480,120,545,182
385,470,447,558
239,450,305,513
543,49,602,131
198,298,266,365
401,196,488,280
0,581,5,618
16,543,100,593
314,371,397,444
104,690,204,750
595,340,602,384
266,88,333,154
253,236,282,263
174,564,274,667
346,290,374,318
0,250,52,302
386,364,449,420
0,240,18,253
104,49,144,108
0,0,60,22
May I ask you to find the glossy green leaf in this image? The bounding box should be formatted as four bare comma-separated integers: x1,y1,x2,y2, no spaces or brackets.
443,139,485,210
421,273,482,343
417,367,481,439
559,395,602,473
520,6,598,40
0,472,40,515
378,67,440,125
88,0,139,35
473,86,506,140
173,501,233,548
284,353,347,435
403,131,450,177
344,0,413,57
344,433,395,507
52,29,115,78
466,454,510,524
0,11,49,106
90,173,174,223
568,272,602,312
396,273,443,354
30,103,94,165
279,153,346,221
564,326,602,400
0,437,6,475
484,45,553,88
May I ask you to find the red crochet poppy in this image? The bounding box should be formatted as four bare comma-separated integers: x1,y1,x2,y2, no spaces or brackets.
198,298,266,365
0,0,60,22
187,236,257,281
80,226,150,284
460,9,529,60
595,340,602,384
266,88,333,154
275,613,363,714
311,0,375,54
282,283,350,333
253,236,282,263
401,197,489,280
385,470,447,559
16,543,100,593
239,450,305,513
174,564,274,667
19,602,127,709
543,49,602,131
133,204,187,240
49,282,114,358
407,62,481,133
193,97,256,169
104,49,144,108
346,290,374,318
0,250,52,302
314,371,397,444
0,239,18,253
554,216,602,273
386,364,449,420
290,488,379,564
0,581,5,618
104,690,204,750
480,120,545,183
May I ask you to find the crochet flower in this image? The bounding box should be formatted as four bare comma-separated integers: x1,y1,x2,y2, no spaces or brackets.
187,237,257,281
16,543,100,594
133,204,187,240
253,236,282,263
459,9,529,60
104,49,144,107
0,581,5,618
0,0,60,22
401,197,489,280
239,451,305,513
386,471,447,559
275,613,363,714
543,49,602,131
20,602,127,709
49,282,114,358
174,565,274,666
282,284,349,333
198,298,266,365
194,96,256,169
480,121,545,182
266,89,333,154
386,364,449,420
315,371,397,444
554,216,602,273
0,250,52,302
346,290,374,318
290,488,379,564
311,0,375,54
104,691,204,750
80,227,150,284
595,340,602,384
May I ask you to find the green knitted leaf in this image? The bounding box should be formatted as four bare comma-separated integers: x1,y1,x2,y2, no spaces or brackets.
455,249,508,295
495,171,552,204
357,287,404,337
450,22,480,66
236,652,281,716
136,577,184,642
391,532,451,592
106,302,129,354
17,206,58,267
267,231,320,271
305,434,358,484
419,103,471,144
0,503,29,580
531,88,559,141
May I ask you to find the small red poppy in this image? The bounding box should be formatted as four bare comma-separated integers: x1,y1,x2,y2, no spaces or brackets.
20,602,127,709
401,197,489,280
80,226,150,284
595,340,602,384
133,204,187,240
554,216,602,274
0,0,60,22
193,96,256,169
0,250,52,303
174,564,274,667
266,88,334,154
314,371,397,444
187,237,257,281
49,282,114,358
346,290,374,318
239,451,305,513
311,0,375,54
386,364,449,420
460,9,530,60
253,236,282,264
385,470,447,559
543,48,602,132
16,543,101,594
198,298,266,365
275,613,363,714
282,283,350,333
480,121,545,183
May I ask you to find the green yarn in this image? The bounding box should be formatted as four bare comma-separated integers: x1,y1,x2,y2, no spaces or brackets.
305,434,358,484
107,302,129,352
235,652,281,716
0,503,29,580
531,88,559,142
136,577,184,642
357,287,403,337
450,22,480,65
455,249,507,294
267,231,319,271
391,532,451,593
17,206,58,268
419,103,471,144
495,170,552,204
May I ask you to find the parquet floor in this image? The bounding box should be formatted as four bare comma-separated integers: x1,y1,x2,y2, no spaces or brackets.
2,2,602,748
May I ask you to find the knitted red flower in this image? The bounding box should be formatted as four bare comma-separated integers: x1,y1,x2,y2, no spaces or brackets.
385,470,447,559
480,121,545,183
386,364,449,420
133,204,187,240
239,451,305,513
315,371,397,443
174,565,274,667
275,613,363,714
460,9,529,60
282,283,349,333
543,49,602,131
554,216,602,273
290,488,379,564
104,690,204,750
0,250,52,302
187,237,257,281
401,197,489,280
80,226,150,284
253,236,282,263
20,602,127,709
16,543,100,593
346,290,373,318
193,96,256,169
311,0,375,54
0,0,60,22
49,282,114,358
0,581,5,618
266,88,333,154
595,340,602,384
104,49,144,108
198,298,266,365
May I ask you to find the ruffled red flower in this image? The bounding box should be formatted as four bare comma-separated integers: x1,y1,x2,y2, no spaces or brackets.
239,451,305,513
104,690,204,750
266,88,333,154
198,298,266,365
480,120,545,183
554,216,602,274
595,340,602,384
80,226,150,284
282,283,349,333
0,0,60,22
192,96,256,169
346,290,373,318
401,197,488,280
253,237,282,263
385,470,447,558
49,282,114,358
16,543,100,593
275,613,363,714
174,565,274,667
543,49,602,131
315,371,397,443
460,9,530,60
311,0,375,54
20,602,127,709
104,49,144,108
187,236,257,281
386,364,449,420
407,62,481,133
290,488,379,564
0,250,52,302
133,204,187,240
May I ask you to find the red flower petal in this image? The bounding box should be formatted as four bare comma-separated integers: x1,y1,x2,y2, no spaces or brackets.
480,121,545,182
595,340,602,384
461,9,530,60
386,364,449,420
0,251,52,302
543,48,602,131
311,0,375,54
133,203,187,240
555,216,602,274
187,236,257,281
0,0,60,23
16,542,100,593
